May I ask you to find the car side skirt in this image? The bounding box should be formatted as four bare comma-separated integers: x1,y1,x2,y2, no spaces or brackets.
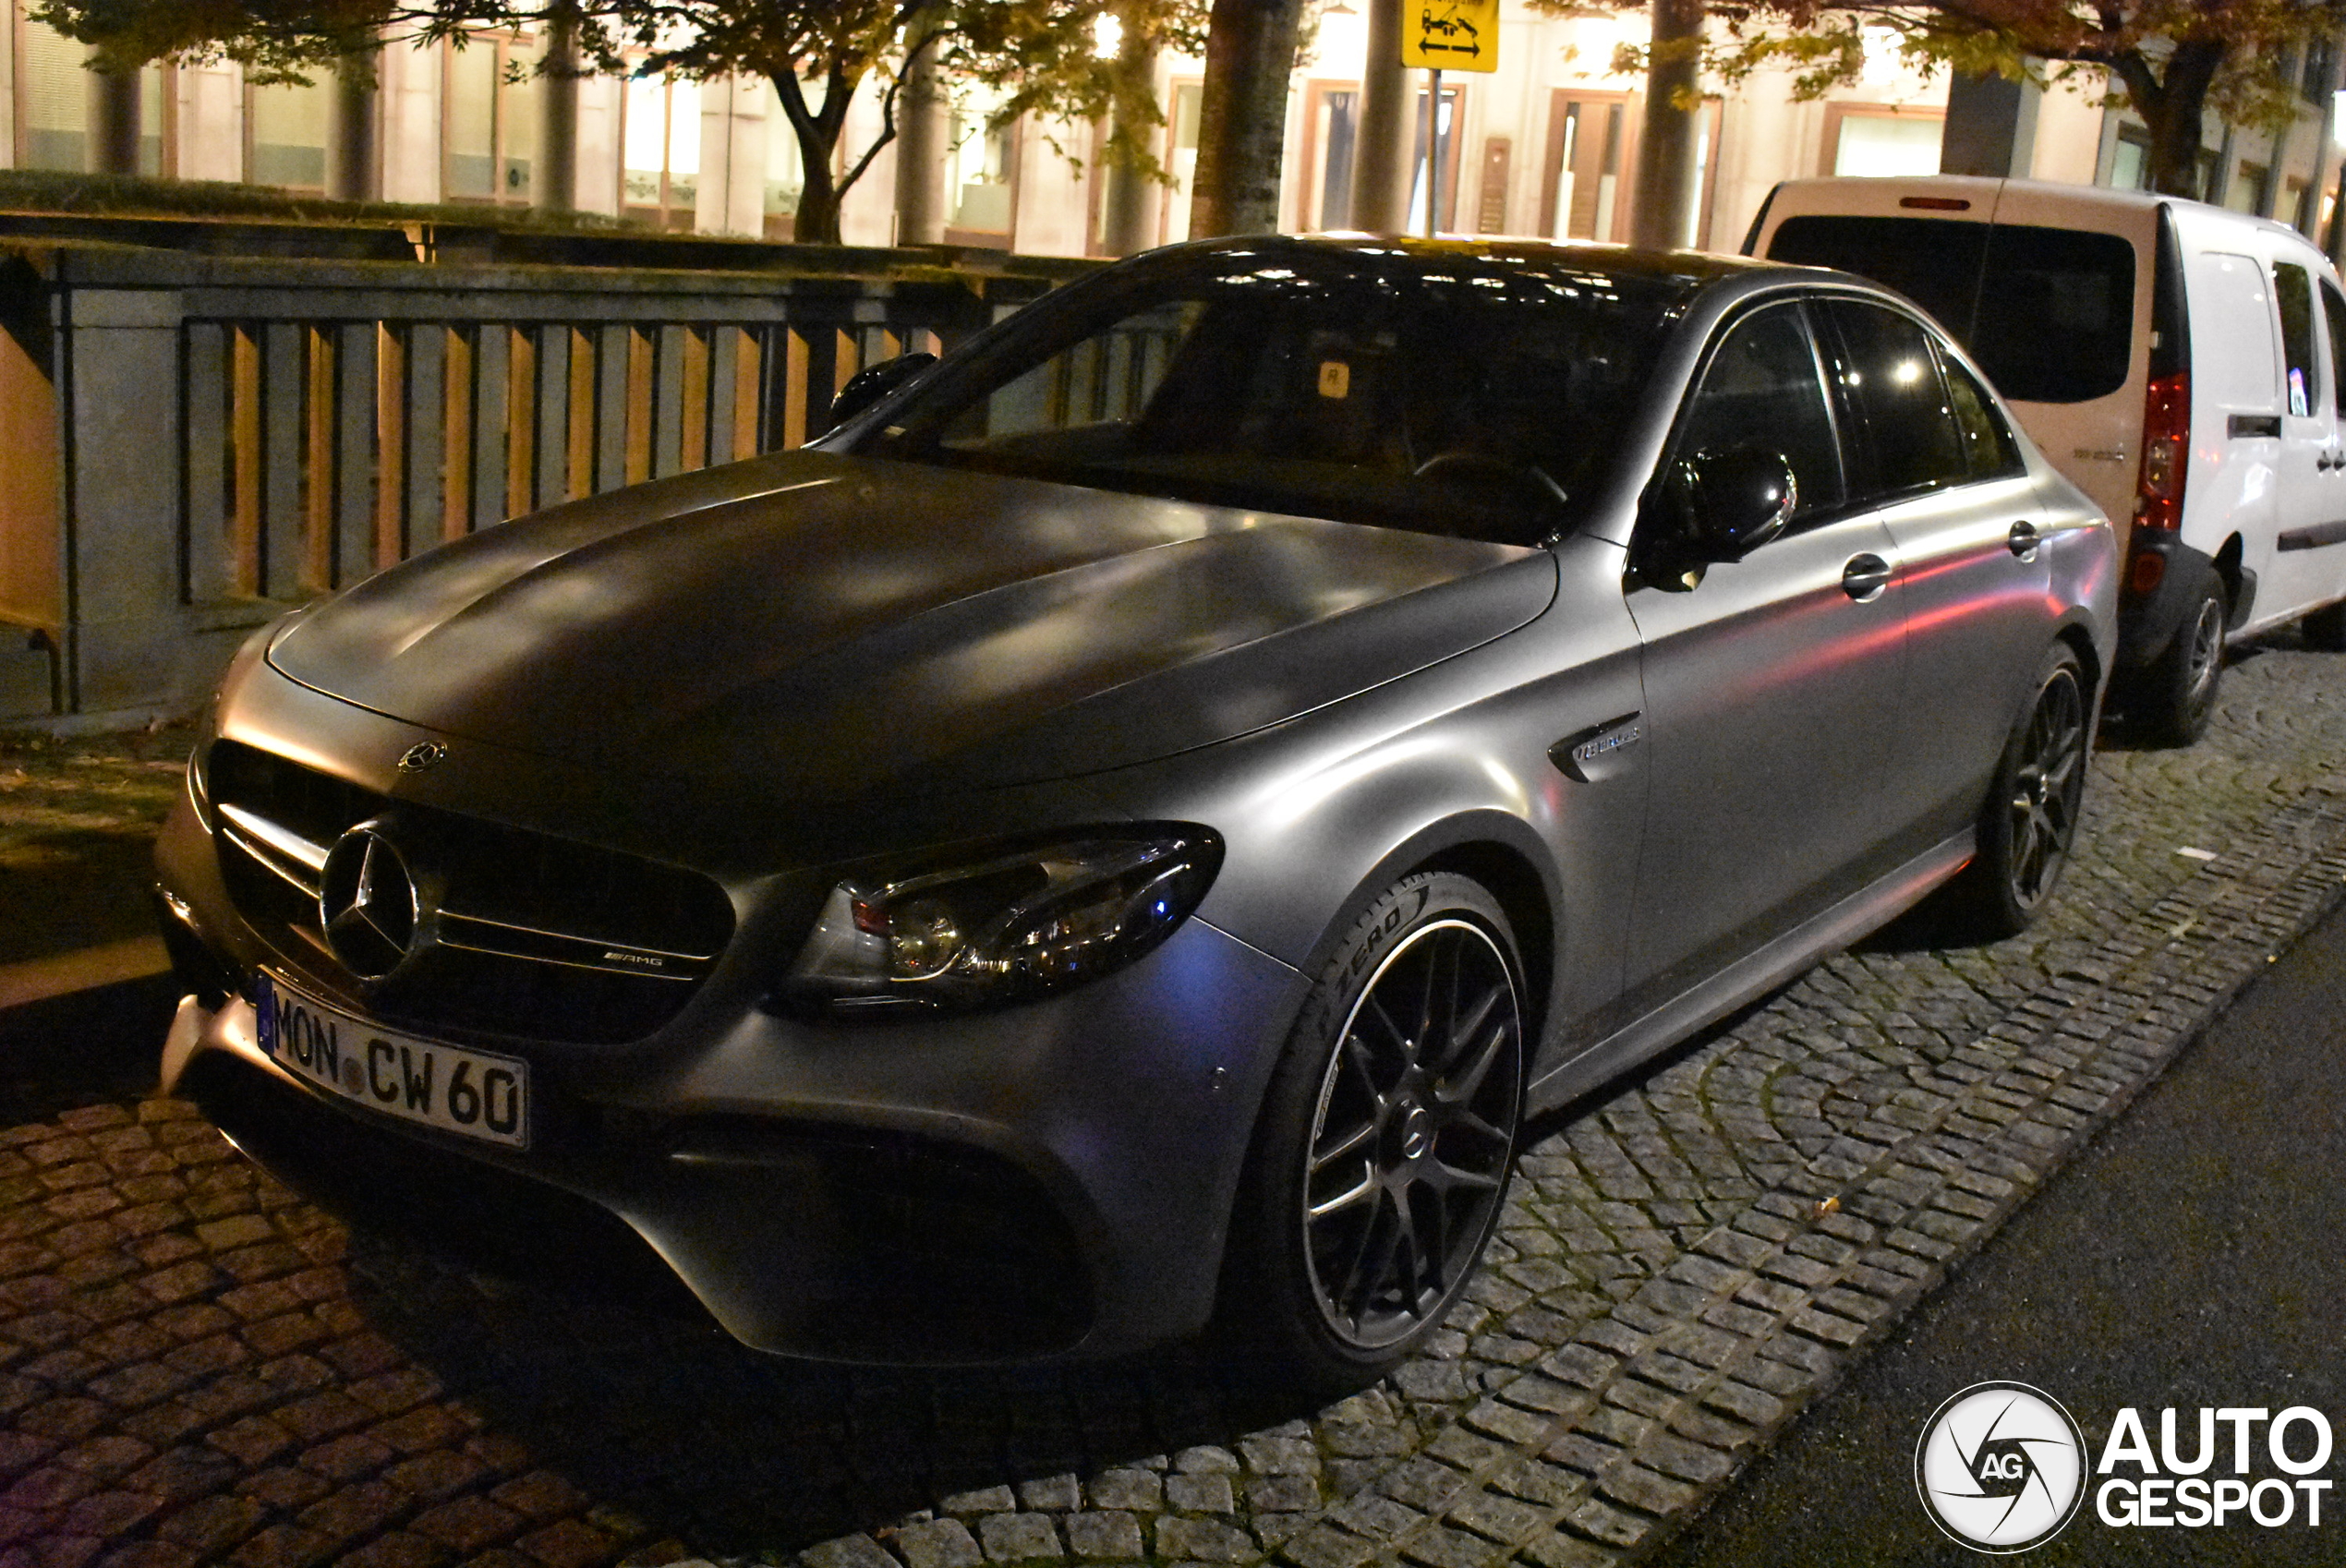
1527,828,1974,1115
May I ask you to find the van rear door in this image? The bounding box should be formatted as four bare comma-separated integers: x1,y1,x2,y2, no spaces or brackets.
1963,185,2157,545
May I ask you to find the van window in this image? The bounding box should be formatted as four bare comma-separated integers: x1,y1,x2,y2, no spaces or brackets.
2320,279,2346,412
1768,215,2135,405
2191,251,2282,411
2273,262,2322,416
1820,299,1970,500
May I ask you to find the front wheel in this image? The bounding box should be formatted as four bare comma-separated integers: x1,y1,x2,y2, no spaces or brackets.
1219,873,1525,1393
1938,645,2090,941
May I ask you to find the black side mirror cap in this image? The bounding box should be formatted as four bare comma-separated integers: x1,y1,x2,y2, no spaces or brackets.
825,352,938,434
1668,444,1797,561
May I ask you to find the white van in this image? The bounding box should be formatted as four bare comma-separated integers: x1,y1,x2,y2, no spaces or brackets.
1746,175,2346,743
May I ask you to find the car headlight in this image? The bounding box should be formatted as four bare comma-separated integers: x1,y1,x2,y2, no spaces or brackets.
781,828,1222,1017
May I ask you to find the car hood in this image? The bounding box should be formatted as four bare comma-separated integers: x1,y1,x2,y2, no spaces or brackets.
266,452,1557,802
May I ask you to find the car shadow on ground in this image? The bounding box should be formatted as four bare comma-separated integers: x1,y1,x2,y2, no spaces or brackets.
332,1232,1334,1555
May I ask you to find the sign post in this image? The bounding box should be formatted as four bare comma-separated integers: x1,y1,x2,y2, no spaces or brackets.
1399,1,1499,238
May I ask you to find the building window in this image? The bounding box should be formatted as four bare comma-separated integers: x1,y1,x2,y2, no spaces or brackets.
2303,37,2336,104
443,31,541,204
2108,127,2152,191
622,68,698,229
1300,81,1360,230
1408,81,1463,233
15,17,87,171
945,94,1016,245
248,74,329,189
1542,90,1632,242
1825,105,1943,178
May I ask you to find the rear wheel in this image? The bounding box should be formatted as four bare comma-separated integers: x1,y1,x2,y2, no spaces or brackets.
1220,873,1524,1393
1939,645,2089,941
2303,599,2346,652
2130,571,2226,747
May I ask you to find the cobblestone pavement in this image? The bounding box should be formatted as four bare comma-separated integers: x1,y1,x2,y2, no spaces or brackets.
5,639,2346,1568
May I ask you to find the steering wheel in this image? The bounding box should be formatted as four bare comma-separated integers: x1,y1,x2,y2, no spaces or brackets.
1412,451,1569,508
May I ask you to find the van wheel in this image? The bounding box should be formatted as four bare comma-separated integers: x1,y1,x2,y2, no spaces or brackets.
2304,601,2346,652
1218,873,1523,1396
2132,571,2226,747
1939,645,2088,941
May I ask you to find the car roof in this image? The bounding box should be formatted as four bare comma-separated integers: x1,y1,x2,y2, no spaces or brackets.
1130,231,1791,299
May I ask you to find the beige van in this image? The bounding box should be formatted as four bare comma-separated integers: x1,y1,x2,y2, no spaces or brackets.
1747,175,2346,743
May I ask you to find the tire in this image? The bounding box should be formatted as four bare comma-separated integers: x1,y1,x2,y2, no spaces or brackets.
2304,600,2346,653
2130,570,2226,747
1218,872,1526,1394
1938,645,2090,942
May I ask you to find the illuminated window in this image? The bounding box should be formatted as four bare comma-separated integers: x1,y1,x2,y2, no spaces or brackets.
1828,107,1942,178
622,69,699,230
442,30,542,204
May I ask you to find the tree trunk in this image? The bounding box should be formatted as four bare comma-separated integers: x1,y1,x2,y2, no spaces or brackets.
537,8,581,216
1191,0,1308,238
1348,0,1412,233
776,66,861,247
1631,0,1703,249
2115,39,2226,199
894,9,949,246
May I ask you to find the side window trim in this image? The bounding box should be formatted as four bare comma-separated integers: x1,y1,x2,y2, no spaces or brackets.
1654,295,1861,538
2320,276,2346,416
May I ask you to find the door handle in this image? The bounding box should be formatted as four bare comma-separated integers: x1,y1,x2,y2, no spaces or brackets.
2007,519,2040,559
1842,553,1893,602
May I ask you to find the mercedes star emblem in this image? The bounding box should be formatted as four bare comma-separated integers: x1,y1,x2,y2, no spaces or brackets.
397,742,448,772
319,826,421,980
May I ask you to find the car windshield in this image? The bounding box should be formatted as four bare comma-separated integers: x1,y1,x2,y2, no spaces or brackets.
853,247,1687,545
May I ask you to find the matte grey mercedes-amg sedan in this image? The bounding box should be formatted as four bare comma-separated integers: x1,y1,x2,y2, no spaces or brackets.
154,236,2115,1386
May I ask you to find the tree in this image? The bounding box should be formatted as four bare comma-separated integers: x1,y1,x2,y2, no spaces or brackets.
1671,2,2346,199
33,0,1209,245
1188,0,1308,236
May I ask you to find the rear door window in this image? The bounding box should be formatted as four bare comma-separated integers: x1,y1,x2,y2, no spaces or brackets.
2273,261,2322,416
1769,215,2136,404
1820,299,1970,501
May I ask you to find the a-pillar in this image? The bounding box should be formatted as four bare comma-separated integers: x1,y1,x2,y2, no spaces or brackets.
1940,68,2040,179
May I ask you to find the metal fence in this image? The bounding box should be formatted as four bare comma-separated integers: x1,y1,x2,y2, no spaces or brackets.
0,243,1080,722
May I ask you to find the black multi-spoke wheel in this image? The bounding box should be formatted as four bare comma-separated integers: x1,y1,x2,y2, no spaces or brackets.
1939,645,2091,941
2001,658,2086,914
1220,873,1525,1391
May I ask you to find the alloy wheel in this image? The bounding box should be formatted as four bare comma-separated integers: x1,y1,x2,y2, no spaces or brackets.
1300,918,1521,1350
2007,668,2086,911
2183,594,2225,713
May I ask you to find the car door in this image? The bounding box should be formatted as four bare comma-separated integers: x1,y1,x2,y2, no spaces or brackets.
2266,258,2346,619
1621,299,1910,1012
1818,296,2052,851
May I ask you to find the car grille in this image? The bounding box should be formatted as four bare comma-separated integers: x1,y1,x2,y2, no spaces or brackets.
208,740,736,1045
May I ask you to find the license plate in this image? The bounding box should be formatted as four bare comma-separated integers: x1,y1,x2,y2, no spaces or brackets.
257,977,531,1150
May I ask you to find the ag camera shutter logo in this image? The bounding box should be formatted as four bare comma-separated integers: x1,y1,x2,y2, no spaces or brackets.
1916,1382,2088,1552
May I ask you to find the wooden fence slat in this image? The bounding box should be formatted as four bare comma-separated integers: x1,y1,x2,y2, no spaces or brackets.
734,328,764,458
504,325,536,522
708,327,738,465
567,325,597,501
374,323,405,571
231,326,263,597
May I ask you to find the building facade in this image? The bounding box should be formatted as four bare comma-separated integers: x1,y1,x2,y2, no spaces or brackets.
2,2,2340,257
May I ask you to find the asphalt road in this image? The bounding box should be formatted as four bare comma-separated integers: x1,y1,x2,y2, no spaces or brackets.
1651,889,2346,1566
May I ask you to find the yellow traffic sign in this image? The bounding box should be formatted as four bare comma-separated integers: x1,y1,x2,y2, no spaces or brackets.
1401,1,1499,74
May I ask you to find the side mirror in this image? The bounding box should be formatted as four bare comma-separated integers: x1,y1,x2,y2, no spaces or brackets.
1658,444,1797,565
825,352,937,433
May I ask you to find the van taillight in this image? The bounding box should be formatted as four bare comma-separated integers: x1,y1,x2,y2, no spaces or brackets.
2135,371,2190,533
